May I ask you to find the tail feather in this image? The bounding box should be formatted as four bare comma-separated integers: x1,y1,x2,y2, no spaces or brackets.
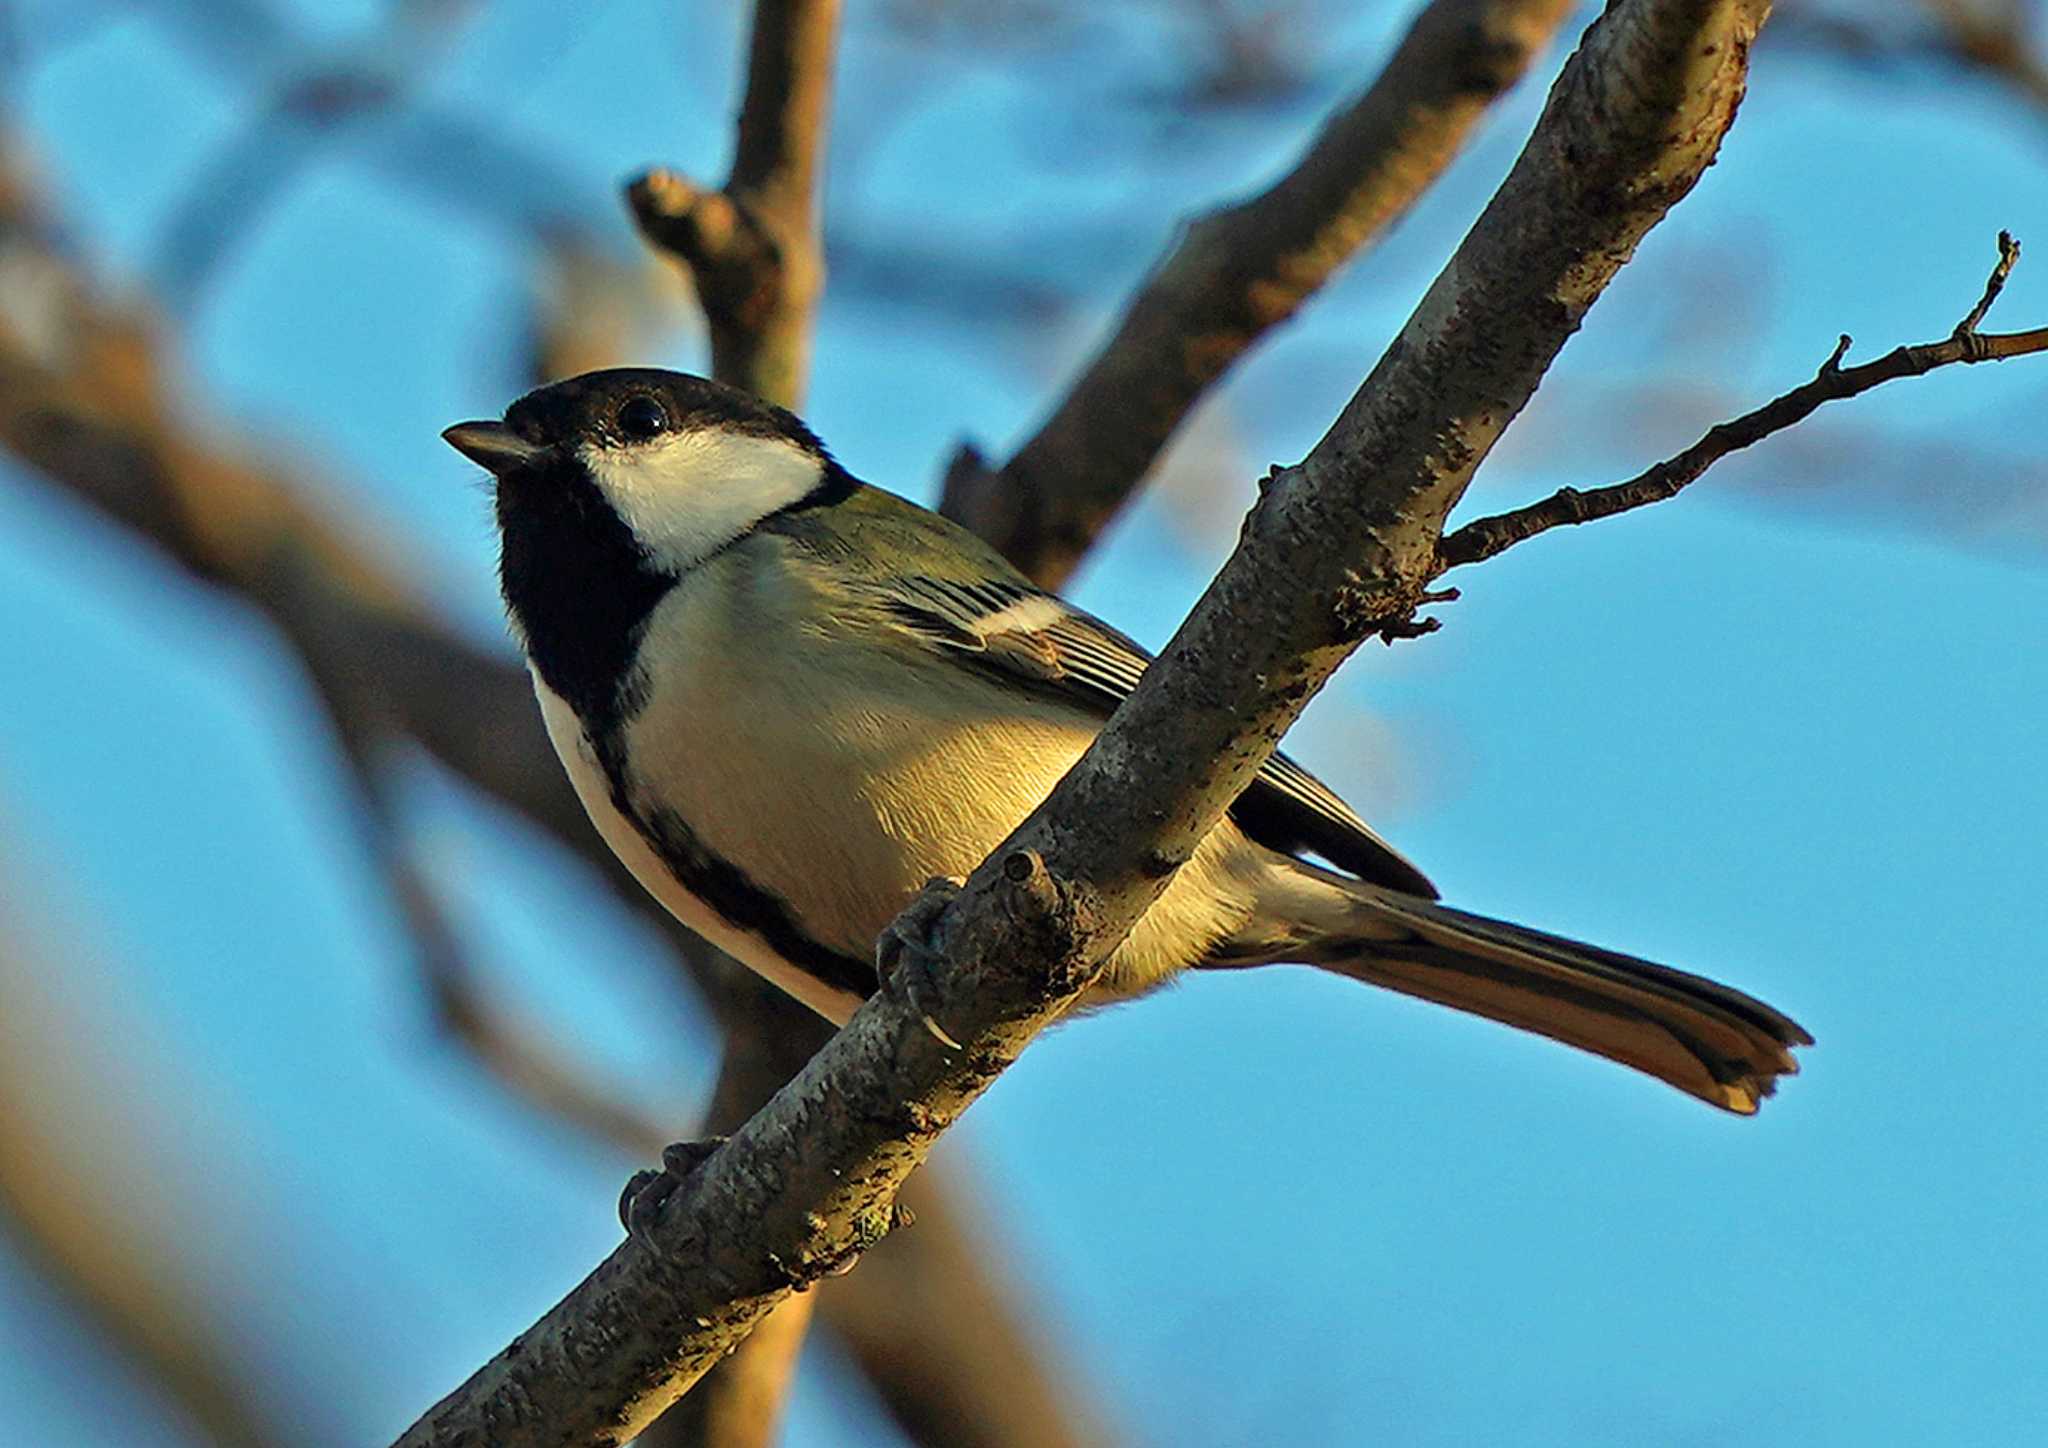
1283,883,1812,1115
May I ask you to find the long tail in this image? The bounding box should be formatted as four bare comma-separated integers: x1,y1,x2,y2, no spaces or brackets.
1247,876,1812,1114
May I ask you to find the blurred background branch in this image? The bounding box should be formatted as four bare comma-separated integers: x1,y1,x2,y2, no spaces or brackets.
940,0,1575,589
627,0,837,410
0,833,282,1448
622,3,844,1440
146,0,490,318
1777,0,2048,117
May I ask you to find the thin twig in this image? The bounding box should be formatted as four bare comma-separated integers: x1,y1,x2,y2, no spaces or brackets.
1436,232,2046,572
1954,227,2021,336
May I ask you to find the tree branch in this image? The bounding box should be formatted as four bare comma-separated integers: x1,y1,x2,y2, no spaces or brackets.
0,855,280,1448
146,0,485,316
1907,0,2048,115
391,3,1779,1442
1435,231,2047,571
630,8,1109,1442
626,0,840,407
939,0,1576,588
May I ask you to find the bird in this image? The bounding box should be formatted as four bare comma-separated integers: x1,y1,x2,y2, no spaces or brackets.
445,367,1810,1116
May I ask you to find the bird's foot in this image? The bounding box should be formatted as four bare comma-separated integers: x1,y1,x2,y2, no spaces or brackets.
619,1136,728,1252
877,876,966,1050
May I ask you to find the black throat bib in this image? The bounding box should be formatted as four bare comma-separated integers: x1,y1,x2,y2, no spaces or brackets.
495,458,676,735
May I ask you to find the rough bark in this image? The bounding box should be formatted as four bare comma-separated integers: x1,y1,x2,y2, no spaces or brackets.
821,1163,1111,1448
391,5,1778,1443
633,977,826,1448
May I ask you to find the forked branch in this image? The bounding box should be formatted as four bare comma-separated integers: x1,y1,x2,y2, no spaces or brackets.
626,0,840,407
1436,232,2047,572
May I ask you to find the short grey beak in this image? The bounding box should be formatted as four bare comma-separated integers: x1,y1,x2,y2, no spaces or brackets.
442,420,544,474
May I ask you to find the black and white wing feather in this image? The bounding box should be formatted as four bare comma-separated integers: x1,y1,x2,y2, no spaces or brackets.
873,576,1439,898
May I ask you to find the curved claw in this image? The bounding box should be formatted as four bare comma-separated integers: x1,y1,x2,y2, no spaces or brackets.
877,877,966,1049
618,1136,728,1252
618,1168,662,1230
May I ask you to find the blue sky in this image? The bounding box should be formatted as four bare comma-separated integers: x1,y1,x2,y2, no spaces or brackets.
1,3,2044,1444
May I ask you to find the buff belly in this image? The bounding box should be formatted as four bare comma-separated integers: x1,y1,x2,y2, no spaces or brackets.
533,675,872,1023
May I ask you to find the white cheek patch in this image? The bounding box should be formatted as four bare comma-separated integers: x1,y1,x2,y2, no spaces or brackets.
583,428,823,571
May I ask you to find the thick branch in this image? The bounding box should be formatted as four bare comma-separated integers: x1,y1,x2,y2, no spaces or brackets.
1437,232,2047,570
392,4,1775,1442
626,0,839,406
940,0,1575,588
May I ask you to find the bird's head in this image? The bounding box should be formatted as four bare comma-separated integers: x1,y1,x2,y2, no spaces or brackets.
444,367,834,575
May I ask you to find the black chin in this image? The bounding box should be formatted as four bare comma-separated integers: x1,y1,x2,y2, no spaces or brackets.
495,456,676,733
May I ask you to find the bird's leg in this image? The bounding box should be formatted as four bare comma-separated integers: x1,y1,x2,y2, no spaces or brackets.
619,1136,728,1252
877,876,966,1050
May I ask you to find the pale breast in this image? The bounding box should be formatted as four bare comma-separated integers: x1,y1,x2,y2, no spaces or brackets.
531,671,870,1024
618,563,1102,962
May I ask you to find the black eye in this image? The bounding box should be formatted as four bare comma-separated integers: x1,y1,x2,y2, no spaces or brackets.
617,396,669,440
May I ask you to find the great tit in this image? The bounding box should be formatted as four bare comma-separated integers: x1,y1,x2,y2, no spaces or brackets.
445,367,1809,1114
